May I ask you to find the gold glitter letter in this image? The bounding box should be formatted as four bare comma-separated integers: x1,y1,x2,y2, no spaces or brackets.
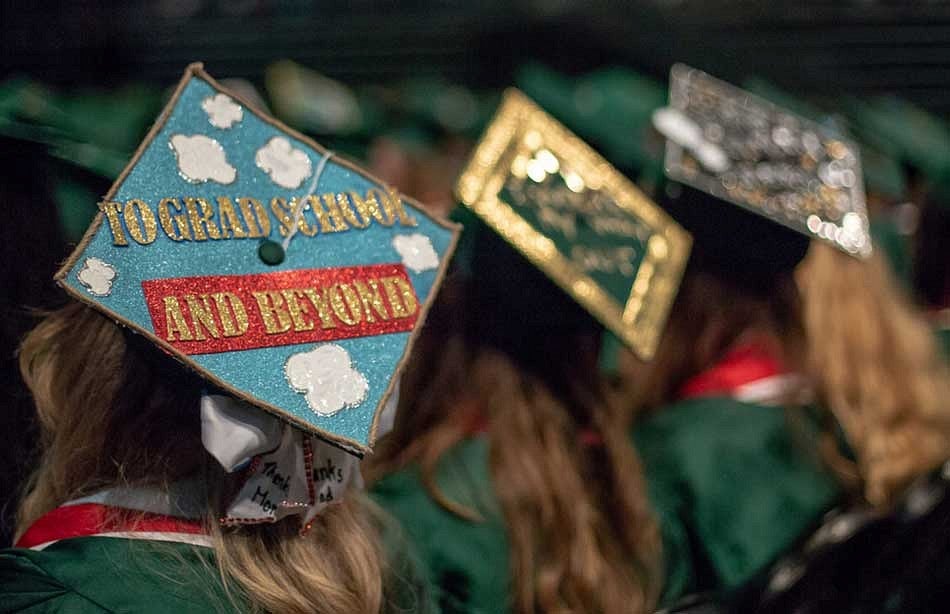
381,276,418,318
353,279,390,323
281,289,315,332
184,198,222,241
252,291,293,334
239,197,271,238
211,292,249,337
386,188,418,227
327,284,360,326
163,296,194,341
366,188,395,226
347,190,382,228
304,194,348,234
184,294,220,340
216,197,249,239
339,193,371,229
158,198,192,241
123,199,158,245
301,288,337,329
270,197,297,238
286,198,318,237
99,201,129,246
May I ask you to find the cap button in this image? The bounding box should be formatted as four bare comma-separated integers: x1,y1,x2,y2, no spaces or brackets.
258,240,285,266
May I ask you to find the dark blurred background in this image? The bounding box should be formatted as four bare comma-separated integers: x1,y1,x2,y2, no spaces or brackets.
6,1,950,111
2,0,949,546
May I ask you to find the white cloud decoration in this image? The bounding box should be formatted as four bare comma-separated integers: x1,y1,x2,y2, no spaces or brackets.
201,93,243,129
77,257,117,296
284,344,369,417
255,136,312,189
392,233,440,273
169,134,237,184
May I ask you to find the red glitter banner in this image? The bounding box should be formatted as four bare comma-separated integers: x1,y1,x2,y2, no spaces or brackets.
142,263,419,355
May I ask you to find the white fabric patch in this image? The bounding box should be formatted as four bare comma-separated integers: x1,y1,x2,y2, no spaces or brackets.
64,478,205,519
200,394,363,529
302,437,363,526
692,141,731,173
201,93,243,129
77,257,116,296
169,134,237,184
225,426,312,523
653,106,732,173
255,136,313,189
223,427,363,526
200,395,282,472
392,233,440,273
652,107,703,148
284,344,369,416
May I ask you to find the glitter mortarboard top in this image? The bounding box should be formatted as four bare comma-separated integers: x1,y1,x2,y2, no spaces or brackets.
55,64,459,453
657,64,872,258
457,89,690,361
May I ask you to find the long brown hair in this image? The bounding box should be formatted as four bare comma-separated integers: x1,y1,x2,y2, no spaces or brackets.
367,277,662,614
633,241,950,507
17,302,411,614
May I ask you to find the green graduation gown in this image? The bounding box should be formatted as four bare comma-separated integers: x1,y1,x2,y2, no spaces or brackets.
633,397,842,603
0,537,234,613
1,515,436,613
371,437,513,614
372,398,841,610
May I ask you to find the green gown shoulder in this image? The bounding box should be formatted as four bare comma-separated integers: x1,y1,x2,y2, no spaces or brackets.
371,437,512,614
0,537,235,613
632,397,841,604
0,528,435,614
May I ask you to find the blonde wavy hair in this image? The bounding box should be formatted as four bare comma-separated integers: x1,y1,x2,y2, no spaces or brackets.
634,241,950,508
797,242,950,505
16,302,414,614
367,282,662,614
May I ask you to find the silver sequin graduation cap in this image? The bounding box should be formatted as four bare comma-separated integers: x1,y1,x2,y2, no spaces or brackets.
653,64,872,258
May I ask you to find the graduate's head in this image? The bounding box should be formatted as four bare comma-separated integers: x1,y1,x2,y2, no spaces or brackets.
642,65,950,506
17,303,397,614
370,91,695,614
17,302,205,520
17,64,459,614
627,182,810,408
461,215,609,411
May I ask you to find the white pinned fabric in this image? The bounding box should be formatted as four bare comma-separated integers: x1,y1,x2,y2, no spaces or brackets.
652,106,732,173
302,439,364,526
224,425,313,523
200,394,365,530
200,394,282,471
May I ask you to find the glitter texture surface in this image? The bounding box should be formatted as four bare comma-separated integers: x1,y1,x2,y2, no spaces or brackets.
59,67,458,450
662,64,872,258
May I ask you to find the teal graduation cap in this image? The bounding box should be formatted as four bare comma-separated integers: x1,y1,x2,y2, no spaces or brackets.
55,64,459,453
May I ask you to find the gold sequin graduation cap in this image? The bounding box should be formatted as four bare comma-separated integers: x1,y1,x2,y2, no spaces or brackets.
457,89,691,360
655,64,872,259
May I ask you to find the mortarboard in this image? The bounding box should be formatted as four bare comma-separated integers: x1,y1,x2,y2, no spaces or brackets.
55,63,459,459
742,77,907,202
456,89,690,361
655,64,872,260
516,62,666,175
